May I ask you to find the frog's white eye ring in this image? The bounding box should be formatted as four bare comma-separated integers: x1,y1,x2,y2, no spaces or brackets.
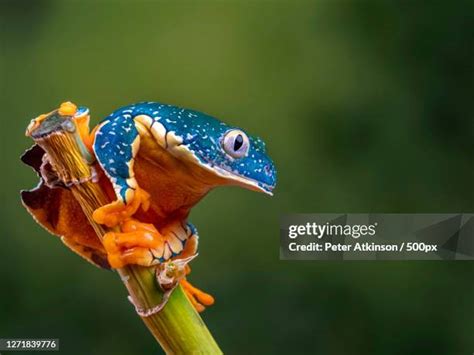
222,129,249,159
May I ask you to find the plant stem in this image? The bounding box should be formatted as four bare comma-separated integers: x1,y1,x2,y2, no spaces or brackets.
27,112,222,354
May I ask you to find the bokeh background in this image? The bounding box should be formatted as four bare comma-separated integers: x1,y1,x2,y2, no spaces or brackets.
1,1,473,354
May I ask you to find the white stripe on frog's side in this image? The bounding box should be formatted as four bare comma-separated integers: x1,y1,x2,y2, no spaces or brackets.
134,114,198,163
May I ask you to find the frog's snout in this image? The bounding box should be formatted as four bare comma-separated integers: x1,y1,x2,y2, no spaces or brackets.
261,161,277,194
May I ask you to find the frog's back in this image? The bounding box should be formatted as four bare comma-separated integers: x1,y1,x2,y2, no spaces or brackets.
102,102,224,128
102,102,172,121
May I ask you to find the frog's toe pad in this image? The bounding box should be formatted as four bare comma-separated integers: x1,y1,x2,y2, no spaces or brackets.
181,279,215,313
103,231,156,268
107,245,155,269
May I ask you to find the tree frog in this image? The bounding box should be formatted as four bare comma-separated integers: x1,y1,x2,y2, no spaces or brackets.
22,101,277,312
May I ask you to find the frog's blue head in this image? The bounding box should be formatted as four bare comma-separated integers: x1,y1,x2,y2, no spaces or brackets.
179,112,277,195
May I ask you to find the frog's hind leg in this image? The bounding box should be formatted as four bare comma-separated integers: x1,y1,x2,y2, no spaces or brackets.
92,114,150,227
176,224,215,312
103,219,191,268
181,267,215,312
102,217,214,312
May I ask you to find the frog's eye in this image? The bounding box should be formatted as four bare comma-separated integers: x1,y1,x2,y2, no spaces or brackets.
222,129,249,159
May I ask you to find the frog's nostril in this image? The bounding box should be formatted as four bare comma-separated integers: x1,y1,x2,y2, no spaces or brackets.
264,164,273,177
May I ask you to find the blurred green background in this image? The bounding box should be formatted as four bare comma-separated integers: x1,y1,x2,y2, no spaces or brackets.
1,0,473,354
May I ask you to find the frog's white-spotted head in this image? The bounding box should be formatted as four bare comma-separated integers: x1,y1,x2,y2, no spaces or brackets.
174,115,277,195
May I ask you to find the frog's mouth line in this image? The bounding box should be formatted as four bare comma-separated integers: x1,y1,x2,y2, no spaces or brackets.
210,165,274,196
181,148,274,195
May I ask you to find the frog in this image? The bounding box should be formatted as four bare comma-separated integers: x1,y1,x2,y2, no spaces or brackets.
22,101,277,312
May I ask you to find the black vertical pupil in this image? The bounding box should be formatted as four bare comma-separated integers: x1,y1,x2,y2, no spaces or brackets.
233,134,244,151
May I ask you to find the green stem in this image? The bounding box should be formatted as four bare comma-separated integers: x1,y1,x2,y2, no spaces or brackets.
123,266,221,353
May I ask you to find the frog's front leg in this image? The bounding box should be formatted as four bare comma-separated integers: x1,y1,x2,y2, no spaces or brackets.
93,187,150,228
92,113,150,227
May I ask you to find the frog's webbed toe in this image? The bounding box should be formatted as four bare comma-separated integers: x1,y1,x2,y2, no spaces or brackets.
92,187,150,228
174,224,214,312
181,276,215,313
92,112,149,227
103,219,162,268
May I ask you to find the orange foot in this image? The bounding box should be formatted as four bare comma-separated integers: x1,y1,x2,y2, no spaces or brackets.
93,187,150,228
103,219,163,268
180,266,215,312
